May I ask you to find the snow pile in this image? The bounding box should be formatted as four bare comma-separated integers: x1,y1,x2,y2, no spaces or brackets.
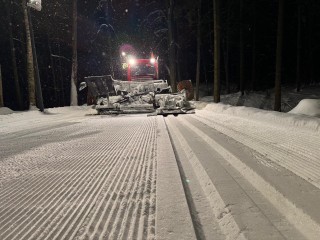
198,91,275,111
201,102,320,132
199,85,320,112
0,106,94,118
288,99,320,117
194,85,320,131
0,107,14,115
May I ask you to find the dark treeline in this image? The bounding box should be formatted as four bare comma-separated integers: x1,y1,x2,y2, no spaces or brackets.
0,0,319,110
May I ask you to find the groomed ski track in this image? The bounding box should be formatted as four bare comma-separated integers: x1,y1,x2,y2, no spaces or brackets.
0,107,320,239
0,114,160,240
165,112,320,240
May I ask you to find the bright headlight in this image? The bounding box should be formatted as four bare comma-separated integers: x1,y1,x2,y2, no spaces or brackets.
150,58,156,64
128,58,136,65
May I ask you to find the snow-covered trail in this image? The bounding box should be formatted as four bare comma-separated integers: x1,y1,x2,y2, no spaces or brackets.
1,106,320,239
0,112,161,240
165,110,320,240
0,108,197,240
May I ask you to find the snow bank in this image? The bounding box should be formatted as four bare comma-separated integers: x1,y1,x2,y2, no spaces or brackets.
201,103,320,132
289,99,320,117
47,105,94,114
0,106,93,118
0,107,14,115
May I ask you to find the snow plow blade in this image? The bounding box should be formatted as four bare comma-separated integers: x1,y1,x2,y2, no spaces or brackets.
80,75,194,116
148,108,195,117
96,104,155,115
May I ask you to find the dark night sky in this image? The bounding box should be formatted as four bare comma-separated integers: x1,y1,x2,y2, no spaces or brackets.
0,0,320,109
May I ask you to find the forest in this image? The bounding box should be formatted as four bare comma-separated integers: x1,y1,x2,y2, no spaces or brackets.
0,0,319,111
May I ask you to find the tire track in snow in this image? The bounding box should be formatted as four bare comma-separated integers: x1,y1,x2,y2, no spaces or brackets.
0,116,157,240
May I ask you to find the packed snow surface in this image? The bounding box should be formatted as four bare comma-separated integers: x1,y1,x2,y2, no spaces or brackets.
0,87,320,239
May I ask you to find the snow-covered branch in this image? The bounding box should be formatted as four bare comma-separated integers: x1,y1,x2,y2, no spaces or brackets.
51,54,71,62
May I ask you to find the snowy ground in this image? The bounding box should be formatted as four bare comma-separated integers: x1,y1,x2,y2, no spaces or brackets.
0,87,320,239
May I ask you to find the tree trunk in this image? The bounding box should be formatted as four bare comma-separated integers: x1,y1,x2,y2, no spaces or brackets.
27,7,44,111
167,0,177,92
195,0,202,101
177,48,181,83
4,0,23,109
22,0,36,108
174,17,181,83
306,4,314,85
224,1,231,94
239,0,245,95
250,0,257,91
58,43,65,106
296,1,302,92
47,34,58,106
0,65,3,107
213,0,221,103
274,0,285,112
70,0,78,106
107,36,114,76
